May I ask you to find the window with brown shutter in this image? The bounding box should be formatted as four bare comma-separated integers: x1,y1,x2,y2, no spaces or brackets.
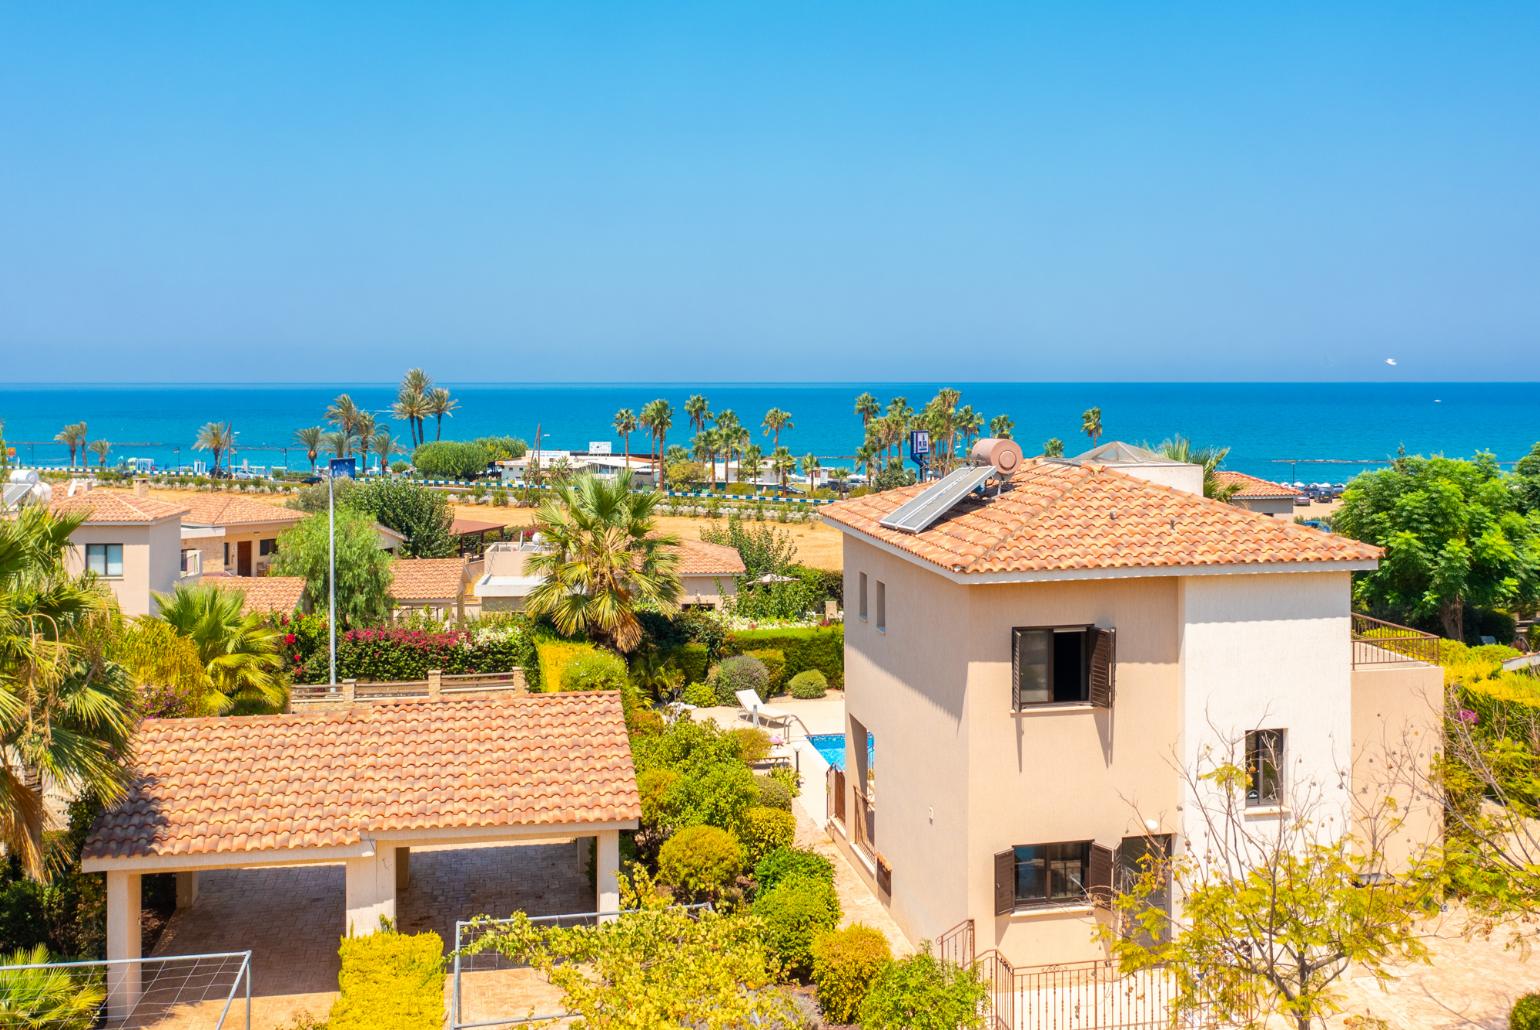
1088,627,1116,709
1012,625,1115,709
993,850,1015,916
1087,842,1115,908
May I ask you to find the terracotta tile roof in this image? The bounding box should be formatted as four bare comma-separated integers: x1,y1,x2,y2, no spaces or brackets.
391,557,467,601
1215,470,1300,499
821,459,1380,577
672,539,747,576
205,575,307,615
451,517,504,536
50,491,187,524
84,691,639,862
179,494,305,527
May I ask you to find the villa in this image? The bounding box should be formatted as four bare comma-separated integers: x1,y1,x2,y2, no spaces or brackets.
49,489,196,616
391,556,471,621
476,536,744,612
819,442,1442,968
178,493,305,576
1214,470,1302,517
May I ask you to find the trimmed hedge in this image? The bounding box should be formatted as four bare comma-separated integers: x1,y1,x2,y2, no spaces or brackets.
658,825,744,902
753,846,834,895
292,623,537,687
669,642,710,684
739,806,796,864
811,924,893,1024
329,929,444,1030
751,872,841,980
537,640,602,692
787,669,828,699
723,626,844,688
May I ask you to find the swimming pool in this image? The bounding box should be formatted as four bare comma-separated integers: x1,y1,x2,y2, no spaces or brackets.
807,732,874,771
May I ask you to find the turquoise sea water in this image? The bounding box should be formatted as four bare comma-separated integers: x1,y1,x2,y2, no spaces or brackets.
0,382,1533,481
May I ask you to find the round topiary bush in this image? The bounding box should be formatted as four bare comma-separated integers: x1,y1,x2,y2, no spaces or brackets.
754,772,794,811
754,845,835,895
751,872,841,980
811,924,893,1024
726,727,773,764
738,805,797,864
1512,993,1540,1030
657,825,744,901
680,681,716,707
713,654,769,706
787,669,828,699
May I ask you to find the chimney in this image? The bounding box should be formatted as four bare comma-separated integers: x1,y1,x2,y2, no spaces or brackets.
133,478,150,497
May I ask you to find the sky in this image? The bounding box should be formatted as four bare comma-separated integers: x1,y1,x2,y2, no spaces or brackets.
2,2,1537,383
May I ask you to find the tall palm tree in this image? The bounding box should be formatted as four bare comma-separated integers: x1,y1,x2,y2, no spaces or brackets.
1155,434,1240,501
855,442,878,482
294,426,324,470
693,428,722,488
1081,407,1103,448
427,387,459,441
613,409,638,468
989,414,1015,439
88,440,111,468
802,452,821,491
323,430,352,458
0,506,135,878
1043,437,1065,457
854,392,880,430
53,423,88,468
154,583,287,713
373,430,401,474
393,388,430,448
194,421,235,474
762,408,793,451
353,412,376,473
684,394,712,436
770,446,796,493
325,394,360,455
957,405,983,453
638,399,673,491
740,444,764,488
525,472,681,653
714,410,742,484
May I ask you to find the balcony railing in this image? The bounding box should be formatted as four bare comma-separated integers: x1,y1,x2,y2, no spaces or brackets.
1351,614,1441,667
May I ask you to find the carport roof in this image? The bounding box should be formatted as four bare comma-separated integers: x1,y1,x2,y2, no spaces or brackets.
84,691,639,865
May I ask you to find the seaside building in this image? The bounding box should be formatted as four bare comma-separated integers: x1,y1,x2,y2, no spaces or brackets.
390,556,471,622
177,494,304,576
475,535,744,612
819,442,1442,968
49,488,197,616
1214,470,1302,517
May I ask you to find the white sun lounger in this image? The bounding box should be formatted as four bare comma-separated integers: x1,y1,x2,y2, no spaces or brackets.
735,689,792,729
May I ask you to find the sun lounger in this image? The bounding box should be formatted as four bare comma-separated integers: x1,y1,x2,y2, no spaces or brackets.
735,689,792,729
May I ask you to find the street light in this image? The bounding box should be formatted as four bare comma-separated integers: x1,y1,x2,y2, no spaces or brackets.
326,457,357,685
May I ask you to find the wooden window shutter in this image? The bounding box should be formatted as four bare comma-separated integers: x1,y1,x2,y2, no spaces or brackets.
993,850,1015,916
1010,629,1024,710
1088,842,1115,908
1089,627,1116,709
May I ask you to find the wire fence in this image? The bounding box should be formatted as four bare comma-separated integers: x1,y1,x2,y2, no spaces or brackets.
0,951,251,1029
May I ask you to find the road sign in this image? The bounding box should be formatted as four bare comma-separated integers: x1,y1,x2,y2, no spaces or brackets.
329,457,357,479
909,430,931,461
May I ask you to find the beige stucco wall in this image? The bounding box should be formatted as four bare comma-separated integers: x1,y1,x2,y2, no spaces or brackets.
1234,496,1297,518
66,519,184,616
1351,662,1444,871
183,522,291,576
681,574,736,609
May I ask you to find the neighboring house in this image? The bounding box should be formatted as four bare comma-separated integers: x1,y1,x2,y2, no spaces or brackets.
673,539,744,609
178,494,304,576
1214,470,1301,517
819,445,1442,969
50,487,196,616
391,557,470,621
204,573,308,617
475,539,545,612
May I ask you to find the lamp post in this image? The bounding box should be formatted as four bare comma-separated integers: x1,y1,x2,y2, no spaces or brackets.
327,457,356,685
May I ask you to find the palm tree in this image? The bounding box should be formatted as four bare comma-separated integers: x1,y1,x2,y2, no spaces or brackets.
0,506,135,878
854,392,880,430
525,472,682,653
1155,434,1239,500
373,430,401,474
53,423,87,468
693,428,722,488
154,583,287,713
771,446,796,493
325,394,360,454
714,410,742,484
0,944,106,1026
1043,437,1065,457
762,408,793,451
740,444,765,488
393,388,430,448
684,394,712,436
194,421,235,474
294,426,324,470
855,441,878,482
322,431,351,458
638,399,674,491
802,452,821,491
427,387,458,441
989,414,1014,439
1081,407,1103,448
353,412,376,473
88,440,111,468
827,467,850,494
613,409,638,469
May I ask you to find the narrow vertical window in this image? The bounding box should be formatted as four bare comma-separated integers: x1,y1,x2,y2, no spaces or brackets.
875,580,886,632
1245,729,1286,807
858,572,869,621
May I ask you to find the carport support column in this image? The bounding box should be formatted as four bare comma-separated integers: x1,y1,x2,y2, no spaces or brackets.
344,847,398,936
596,829,620,918
106,870,142,1018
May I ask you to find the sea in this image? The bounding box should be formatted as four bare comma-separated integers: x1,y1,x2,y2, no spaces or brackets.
1,382,1534,484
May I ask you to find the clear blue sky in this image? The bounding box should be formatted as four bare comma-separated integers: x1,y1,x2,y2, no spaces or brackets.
2,2,1537,382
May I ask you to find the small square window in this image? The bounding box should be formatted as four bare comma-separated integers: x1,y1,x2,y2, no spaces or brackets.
875,581,886,632
259,538,277,556
1246,729,1285,807
85,543,123,577
858,572,868,621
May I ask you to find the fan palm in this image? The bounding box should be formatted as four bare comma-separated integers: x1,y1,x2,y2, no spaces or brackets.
989,414,1014,439
294,426,324,470
613,409,638,467
638,399,673,490
762,408,793,451
1155,434,1240,501
88,440,111,468
427,387,458,440
854,392,880,429
154,583,286,713
693,429,723,488
194,421,234,474
0,506,135,878
525,472,681,653
802,452,820,491
770,447,796,493
1081,407,1103,448
684,394,712,435
373,430,401,474
53,423,88,468
1043,437,1065,457
740,444,764,487
0,944,106,1028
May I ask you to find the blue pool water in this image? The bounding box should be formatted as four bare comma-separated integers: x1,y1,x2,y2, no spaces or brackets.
808,732,874,771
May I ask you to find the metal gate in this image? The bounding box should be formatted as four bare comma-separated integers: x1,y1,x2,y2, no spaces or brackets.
979,951,1195,1030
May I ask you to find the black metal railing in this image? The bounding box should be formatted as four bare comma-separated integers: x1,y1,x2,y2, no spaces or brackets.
1351,613,1441,666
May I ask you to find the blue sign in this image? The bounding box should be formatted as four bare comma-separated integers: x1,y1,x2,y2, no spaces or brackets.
908,430,931,460
329,457,357,479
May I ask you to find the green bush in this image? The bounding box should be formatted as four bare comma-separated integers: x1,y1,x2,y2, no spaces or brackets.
754,772,794,810
342,479,456,558
632,721,760,838
681,681,716,707
561,649,629,692
811,924,892,1024
746,648,786,693
637,768,683,831
739,806,796,865
751,873,841,980
723,626,844,688
670,642,710,684
787,669,828,699
1512,993,1540,1030
410,440,492,480
1469,643,1524,665
858,948,990,1030
657,826,744,902
537,640,600,692
329,929,445,1030
726,726,773,763
714,654,769,706
0,944,104,1029
754,846,834,895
